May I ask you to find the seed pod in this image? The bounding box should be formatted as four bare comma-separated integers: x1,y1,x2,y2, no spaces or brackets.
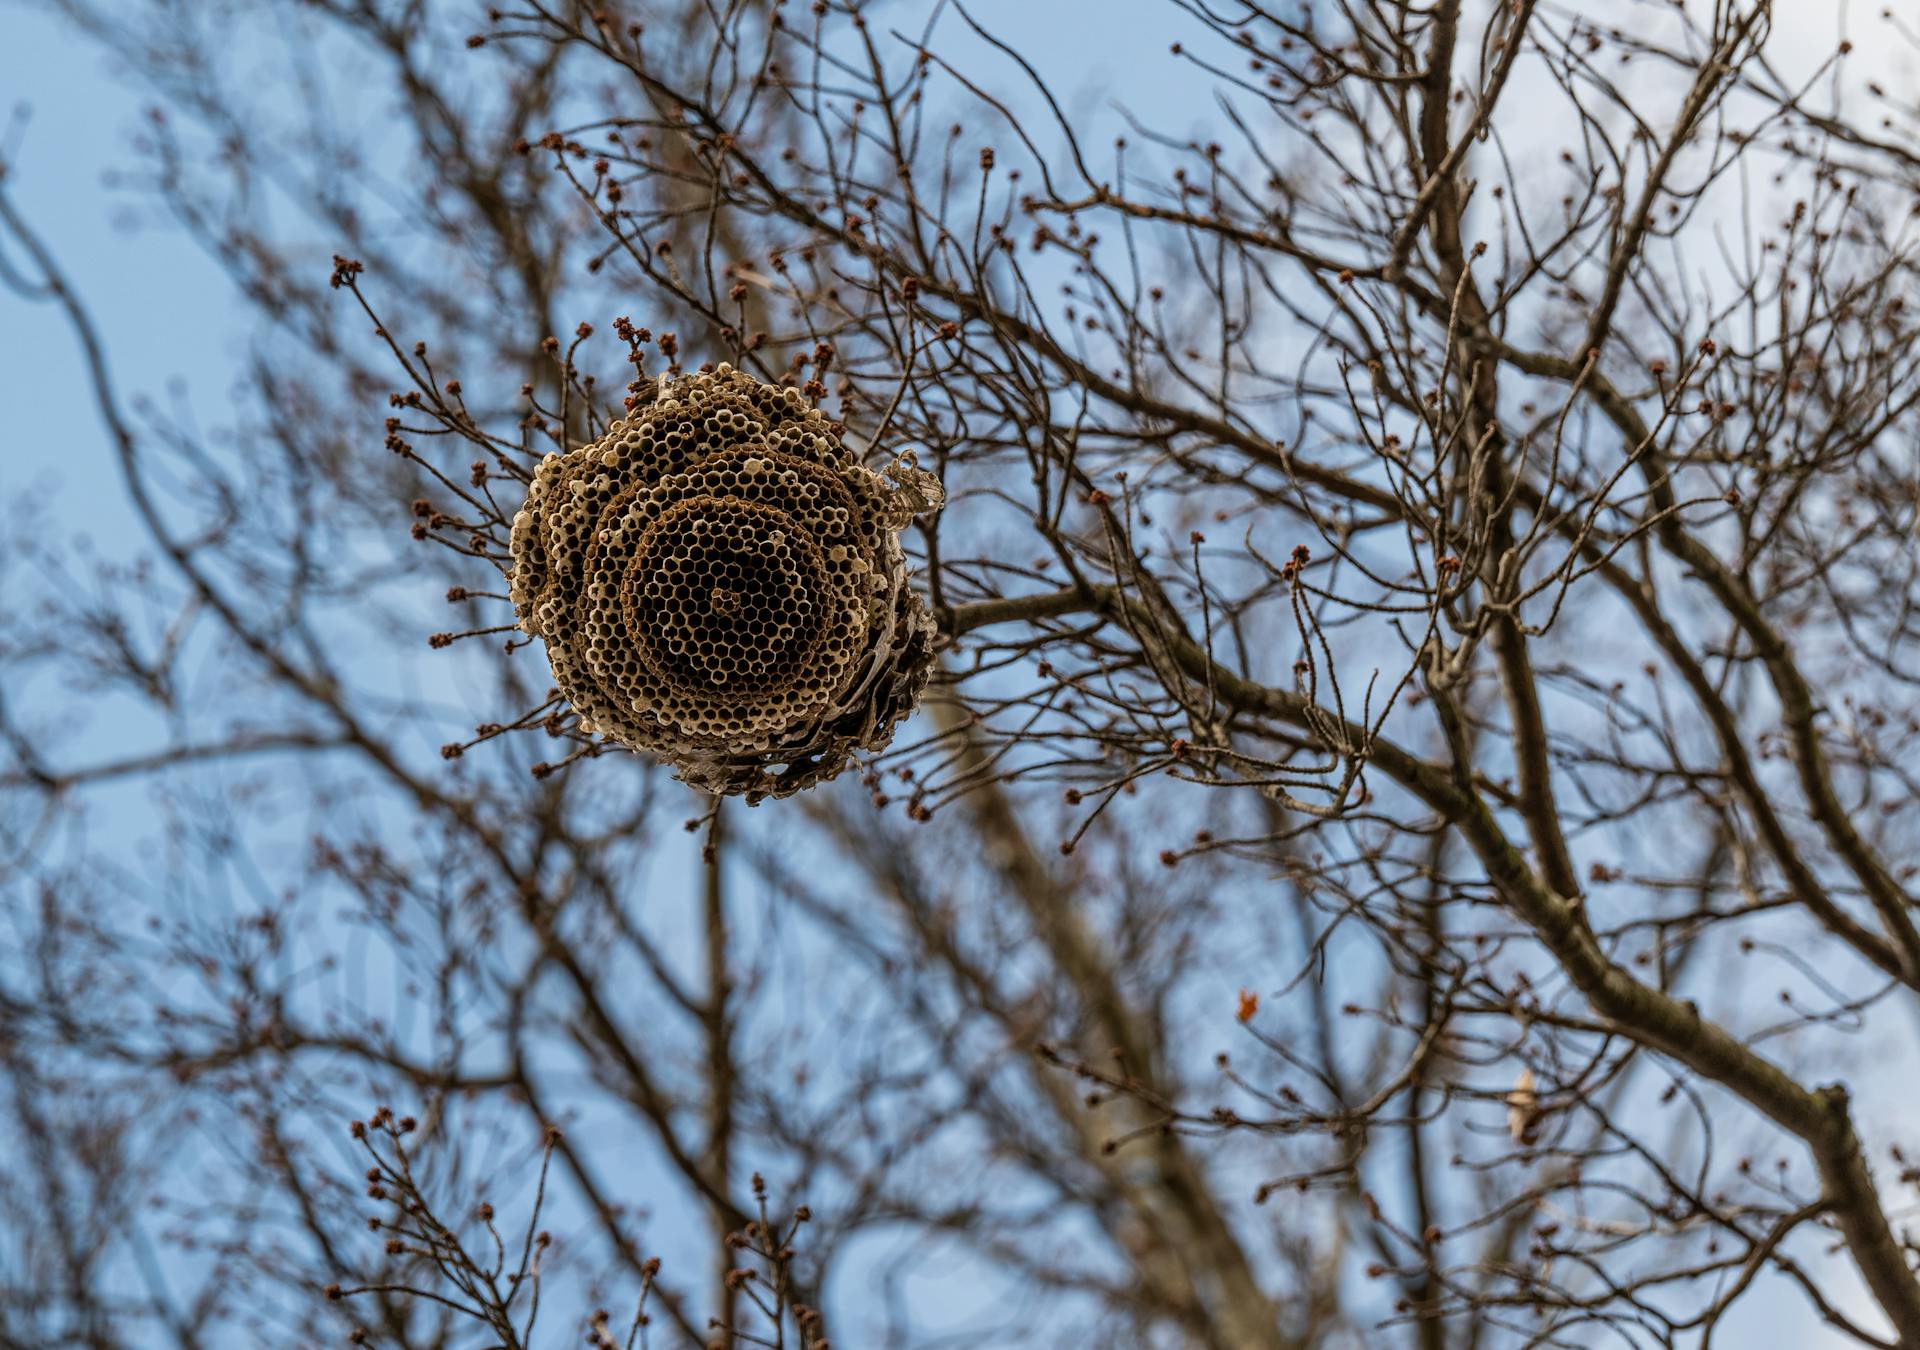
509,364,944,801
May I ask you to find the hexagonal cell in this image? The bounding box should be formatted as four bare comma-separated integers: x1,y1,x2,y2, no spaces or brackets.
509,364,944,800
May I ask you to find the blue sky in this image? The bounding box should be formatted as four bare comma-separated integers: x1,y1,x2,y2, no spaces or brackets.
3,1,1912,1345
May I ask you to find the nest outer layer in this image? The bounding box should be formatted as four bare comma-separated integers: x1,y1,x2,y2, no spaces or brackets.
509,364,943,801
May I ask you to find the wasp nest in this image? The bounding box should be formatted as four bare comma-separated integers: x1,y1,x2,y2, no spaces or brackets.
508,364,944,800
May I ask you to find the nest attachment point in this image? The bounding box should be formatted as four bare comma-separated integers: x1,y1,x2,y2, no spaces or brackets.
508,364,944,801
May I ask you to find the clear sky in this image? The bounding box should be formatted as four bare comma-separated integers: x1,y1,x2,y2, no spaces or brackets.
2,1,1913,1345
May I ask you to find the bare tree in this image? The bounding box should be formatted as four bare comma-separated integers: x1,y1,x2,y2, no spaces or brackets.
7,0,1920,1346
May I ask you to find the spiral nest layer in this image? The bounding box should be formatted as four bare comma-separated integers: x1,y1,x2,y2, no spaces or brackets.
508,364,944,800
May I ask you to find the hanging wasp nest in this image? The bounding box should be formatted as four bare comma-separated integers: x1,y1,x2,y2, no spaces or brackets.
508,364,945,801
